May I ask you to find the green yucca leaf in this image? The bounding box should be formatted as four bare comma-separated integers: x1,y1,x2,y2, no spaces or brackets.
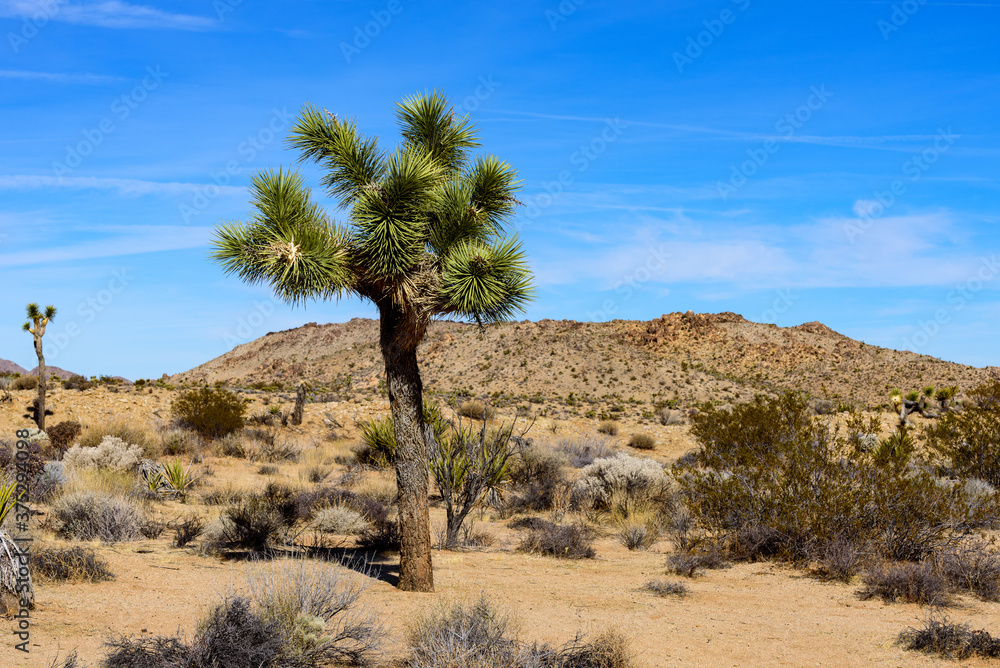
441,236,534,323
0,481,24,525
396,89,478,175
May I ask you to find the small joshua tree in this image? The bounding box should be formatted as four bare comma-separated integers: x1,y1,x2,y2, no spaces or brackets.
22,303,56,430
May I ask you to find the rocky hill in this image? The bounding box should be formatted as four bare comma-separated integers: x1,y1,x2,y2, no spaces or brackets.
0,359,27,375
173,312,994,413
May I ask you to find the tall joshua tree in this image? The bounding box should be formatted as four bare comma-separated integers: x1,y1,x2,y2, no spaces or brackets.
211,91,533,591
23,303,56,430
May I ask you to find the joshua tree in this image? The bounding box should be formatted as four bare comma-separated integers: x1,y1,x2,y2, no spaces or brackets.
211,91,533,591
22,303,56,430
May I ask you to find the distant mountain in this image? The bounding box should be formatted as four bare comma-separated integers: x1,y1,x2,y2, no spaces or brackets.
172,313,996,410
28,366,80,381
0,359,28,375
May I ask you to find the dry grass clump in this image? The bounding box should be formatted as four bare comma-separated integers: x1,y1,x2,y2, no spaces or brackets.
616,522,658,551
644,579,688,597
517,522,595,560
406,596,635,668
312,505,370,535
203,497,285,553
897,615,1000,660
172,515,206,548
857,562,949,605
77,419,154,455
596,420,619,436
555,434,615,468
32,544,113,582
626,433,655,450
665,545,730,578
935,540,1000,601
457,399,495,421
51,490,149,543
507,445,569,513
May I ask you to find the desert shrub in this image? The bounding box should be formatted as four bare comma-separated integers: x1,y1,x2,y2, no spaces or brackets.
190,595,286,668
810,537,867,583
139,517,165,539
813,399,835,415
244,557,386,665
555,434,615,468
436,520,495,549
0,438,46,484
457,399,495,421
927,379,1000,485
46,651,86,668
244,428,300,463
557,628,635,668
63,374,91,391
294,487,389,527
46,420,82,457
11,375,37,390
677,391,995,564
172,515,206,548
32,544,113,582
657,408,683,426
897,615,1000,660
858,562,949,605
209,497,283,553
202,484,249,507
102,634,194,668
216,431,248,458
935,540,1000,601
518,523,595,559
407,596,530,668
312,505,369,535
31,461,67,502
160,428,199,456
258,464,279,476
644,579,688,597
572,453,666,513
64,436,144,472
597,420,619,436
172,386,249,439
626,433,655,450
52,491,147,543
617,522,657,550
665,545,729,577
508,516,556,532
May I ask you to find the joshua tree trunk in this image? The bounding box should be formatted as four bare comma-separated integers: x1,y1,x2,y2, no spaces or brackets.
380,305,433,592
32,331,46,431
291,382,306,426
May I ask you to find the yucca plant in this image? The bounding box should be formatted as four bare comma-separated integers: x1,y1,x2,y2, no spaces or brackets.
162,461,200,498
936,385,959,411
0,481,24,526
22,303,56,429
211,91,533,590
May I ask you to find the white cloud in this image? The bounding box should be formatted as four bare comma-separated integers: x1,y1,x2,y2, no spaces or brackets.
0,69,122,84
0,174,244,197
0,225,214,266
0,1,216,30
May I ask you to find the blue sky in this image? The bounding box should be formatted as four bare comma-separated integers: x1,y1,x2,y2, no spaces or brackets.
1,0,998,379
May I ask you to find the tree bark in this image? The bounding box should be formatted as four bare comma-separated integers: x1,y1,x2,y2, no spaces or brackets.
33,331,46,431
291,382,306,426
380,305,433,592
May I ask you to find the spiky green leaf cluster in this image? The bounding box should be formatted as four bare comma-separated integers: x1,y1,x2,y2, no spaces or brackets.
211,90,533,324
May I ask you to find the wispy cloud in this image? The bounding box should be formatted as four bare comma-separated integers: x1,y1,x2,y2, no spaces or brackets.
0,69,122,84
0,225,214,266
0,175,244,197
0,1,216,30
